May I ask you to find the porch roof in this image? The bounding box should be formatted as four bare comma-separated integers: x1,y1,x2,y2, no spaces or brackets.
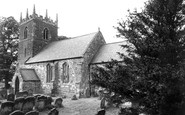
20,69,40,82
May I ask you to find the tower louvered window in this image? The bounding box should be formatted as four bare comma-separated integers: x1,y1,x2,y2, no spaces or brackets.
43,28,49,40
24,27,28,39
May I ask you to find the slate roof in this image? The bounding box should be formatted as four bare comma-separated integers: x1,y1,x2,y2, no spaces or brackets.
20,69,40,82
91,42,126,64
26,32,99,64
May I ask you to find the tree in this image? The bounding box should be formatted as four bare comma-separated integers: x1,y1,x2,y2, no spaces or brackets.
0,16,19,88
90,0,185,114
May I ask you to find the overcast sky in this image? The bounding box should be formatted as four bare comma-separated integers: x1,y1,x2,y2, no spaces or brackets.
0,0,147,43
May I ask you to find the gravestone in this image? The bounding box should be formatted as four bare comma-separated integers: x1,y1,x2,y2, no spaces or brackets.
22,96,35,113
0,101,14,115
14,97,25,111
54,98,63,108
96,109,106,115
48,108,59,115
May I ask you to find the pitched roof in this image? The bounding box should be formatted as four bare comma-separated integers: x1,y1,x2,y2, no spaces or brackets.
20,69,40,82
26,32,99,63
91,42,126,64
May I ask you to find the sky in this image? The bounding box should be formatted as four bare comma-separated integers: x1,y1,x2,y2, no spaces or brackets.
0,0,147,43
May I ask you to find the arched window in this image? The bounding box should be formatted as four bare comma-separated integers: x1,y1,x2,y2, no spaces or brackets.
43,28,49,40
46,64,52,82
62,62,69,83
24,48,27,57
24,27,28,39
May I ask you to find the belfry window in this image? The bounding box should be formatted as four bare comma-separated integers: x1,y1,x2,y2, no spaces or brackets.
43,28,49,40
62,62,69,83
46,64,52,82
24,27,28,39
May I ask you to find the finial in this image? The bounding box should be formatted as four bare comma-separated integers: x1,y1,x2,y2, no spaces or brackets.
45,9,48,19
56,13,58,25
20,12,22,22
33,4,36,15
98,27,100,32
26,8,29,20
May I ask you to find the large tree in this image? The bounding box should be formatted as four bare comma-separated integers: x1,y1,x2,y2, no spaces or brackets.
91,0,185,114
0,16,19,88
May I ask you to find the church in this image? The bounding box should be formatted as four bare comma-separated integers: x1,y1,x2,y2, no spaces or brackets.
12,6,124,98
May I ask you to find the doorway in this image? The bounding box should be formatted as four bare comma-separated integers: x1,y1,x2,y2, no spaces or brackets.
15,76,19,94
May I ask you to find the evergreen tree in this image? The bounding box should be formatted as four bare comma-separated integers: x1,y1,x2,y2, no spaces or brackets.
0,16,19,88
91,0,185,114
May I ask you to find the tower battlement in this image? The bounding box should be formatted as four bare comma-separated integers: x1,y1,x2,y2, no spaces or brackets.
20,5,58,27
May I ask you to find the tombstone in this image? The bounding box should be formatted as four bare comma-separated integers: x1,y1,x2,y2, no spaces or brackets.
16,91,28,98
7,93,15,101
0,101,14,115
14,97,25,111
95,109,106,115
22,96,35,113
71,95,78,100
45,96,53,109
48,108,59,115
35,95,47,111
9,110,24,115
54,97,63,108
100,97,106,109
25,110,39,115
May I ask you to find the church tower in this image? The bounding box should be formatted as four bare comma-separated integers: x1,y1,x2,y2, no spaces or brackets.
18,5,58,64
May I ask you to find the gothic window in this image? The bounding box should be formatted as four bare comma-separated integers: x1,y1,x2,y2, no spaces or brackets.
24,27,28,39
46,64,52,82
24,48,27,57
43,28,49,40
62,62,69,83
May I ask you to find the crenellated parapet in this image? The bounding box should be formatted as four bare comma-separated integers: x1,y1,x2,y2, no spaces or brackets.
20,4,58,27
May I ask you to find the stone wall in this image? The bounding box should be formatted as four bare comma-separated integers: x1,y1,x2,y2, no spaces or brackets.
57,58,83,98
81,32,106,97
13,58,83,97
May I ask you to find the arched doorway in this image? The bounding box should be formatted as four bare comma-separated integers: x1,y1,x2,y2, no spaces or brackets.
15,76,19,94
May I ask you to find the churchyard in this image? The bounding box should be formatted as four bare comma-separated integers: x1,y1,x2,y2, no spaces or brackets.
0,90,120,115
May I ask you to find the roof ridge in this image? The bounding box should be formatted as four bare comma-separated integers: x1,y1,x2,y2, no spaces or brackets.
56,32,98,42
72,31,98,39
104,41,124,45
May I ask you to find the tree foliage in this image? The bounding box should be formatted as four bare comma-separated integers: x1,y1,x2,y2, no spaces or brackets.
0,16,19,88
90,0,185,114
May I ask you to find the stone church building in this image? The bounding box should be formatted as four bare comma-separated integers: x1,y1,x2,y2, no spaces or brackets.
12,6,123,98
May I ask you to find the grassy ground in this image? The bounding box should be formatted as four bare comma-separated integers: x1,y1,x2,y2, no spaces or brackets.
40,97,119,115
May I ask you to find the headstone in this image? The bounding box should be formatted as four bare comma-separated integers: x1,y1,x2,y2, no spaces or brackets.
35,95,47,111
16,91,28,98
54,97,63,108
13,97,25,111
96,109,106,115
48,108,59,115
45,96,53,109
22,96,35,113
0,101,14,115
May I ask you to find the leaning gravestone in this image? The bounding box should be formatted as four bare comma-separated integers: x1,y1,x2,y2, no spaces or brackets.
54,97,63,108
